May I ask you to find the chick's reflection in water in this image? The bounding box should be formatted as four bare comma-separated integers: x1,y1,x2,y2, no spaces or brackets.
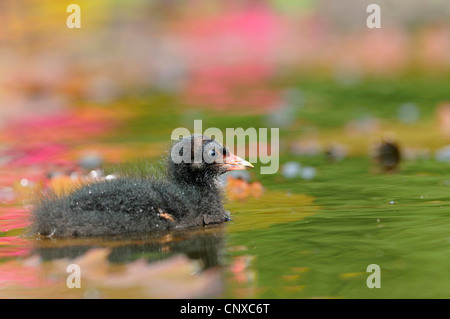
33,224,226,269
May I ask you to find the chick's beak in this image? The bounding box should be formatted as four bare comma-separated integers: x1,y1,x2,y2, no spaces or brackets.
222,153,254,171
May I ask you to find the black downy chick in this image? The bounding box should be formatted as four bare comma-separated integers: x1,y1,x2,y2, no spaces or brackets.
376,139,401,172
31,135,253,237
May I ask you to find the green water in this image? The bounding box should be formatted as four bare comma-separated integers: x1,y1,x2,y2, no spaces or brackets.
226,157,450,298
2,75,450,298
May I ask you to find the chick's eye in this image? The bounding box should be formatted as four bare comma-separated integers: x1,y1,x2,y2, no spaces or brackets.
210,149,217,157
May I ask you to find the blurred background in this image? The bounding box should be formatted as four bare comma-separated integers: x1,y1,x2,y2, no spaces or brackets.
1,0,450,298
1,0,449,161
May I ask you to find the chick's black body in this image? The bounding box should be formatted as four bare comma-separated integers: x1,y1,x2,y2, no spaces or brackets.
32,135,248,237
